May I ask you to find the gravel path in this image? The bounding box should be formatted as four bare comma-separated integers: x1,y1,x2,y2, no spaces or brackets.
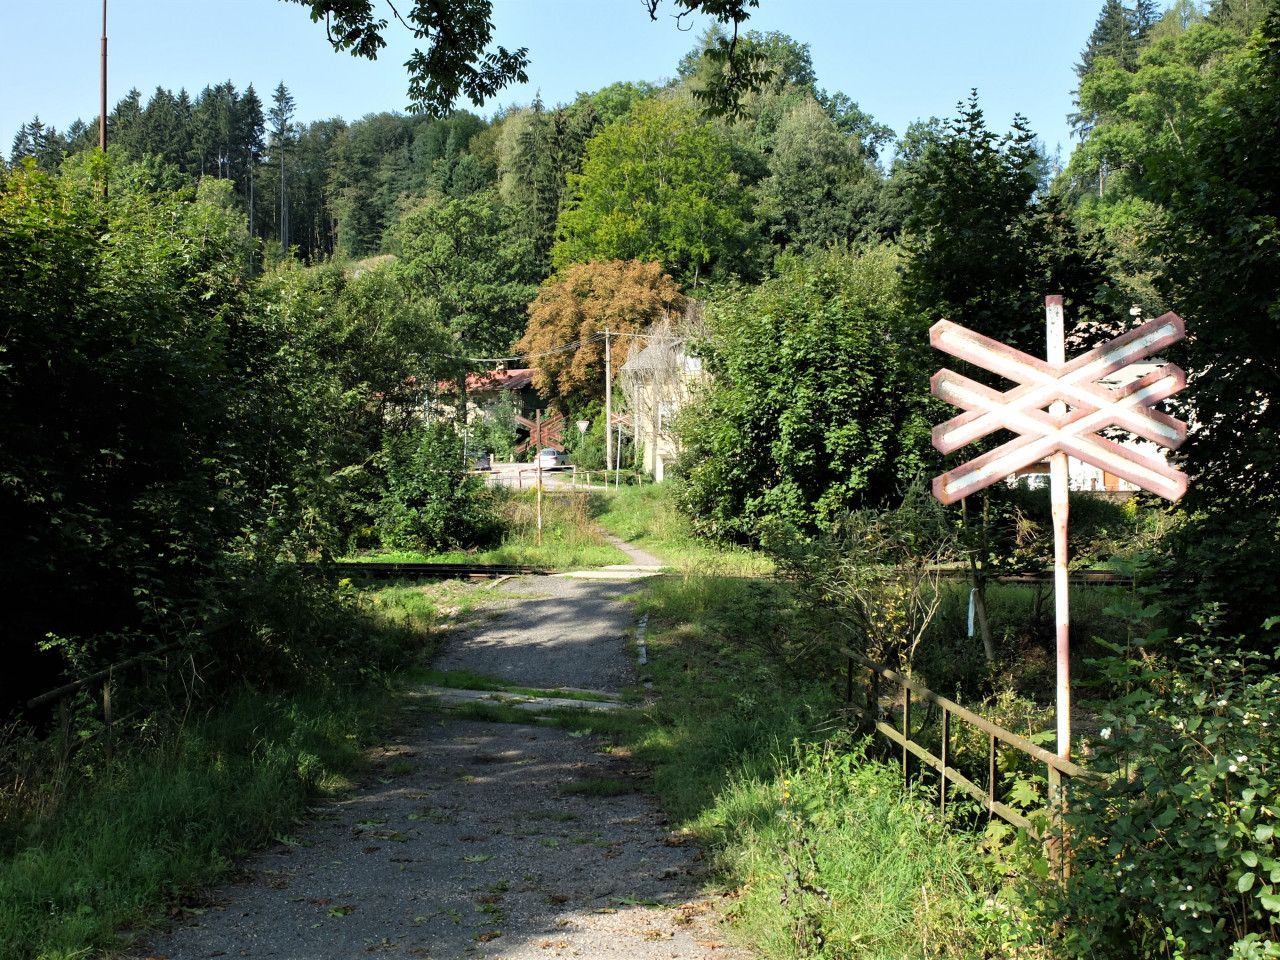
135,572,743,960
432,577,640,692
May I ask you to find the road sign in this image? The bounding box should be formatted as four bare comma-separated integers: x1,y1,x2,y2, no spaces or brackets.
930,309,1187,504
514,411,565,456
929,296,1188,773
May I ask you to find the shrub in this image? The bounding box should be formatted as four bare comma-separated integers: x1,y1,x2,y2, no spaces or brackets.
377,424,500,551
1022,634,1280,959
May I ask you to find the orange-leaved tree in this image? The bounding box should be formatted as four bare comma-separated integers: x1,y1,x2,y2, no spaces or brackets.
516,260,685,404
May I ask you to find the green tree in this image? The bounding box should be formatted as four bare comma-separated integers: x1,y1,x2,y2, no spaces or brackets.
756,97,886,252
269,82,296,252
554,98,757,285
679,247,933,540
902,91,1110,350
1133,3,1280,635
392,189,537,356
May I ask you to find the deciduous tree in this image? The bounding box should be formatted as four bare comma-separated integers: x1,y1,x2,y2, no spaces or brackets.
515,260,685,404
554,98,757,285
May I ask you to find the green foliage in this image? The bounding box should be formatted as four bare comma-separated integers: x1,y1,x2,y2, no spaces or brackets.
1022,638,1280,959
1140,8,1280,635
1064,3,1280,634
901,91,1113,350
756,97,888,252
393,188,537,356
469,394,519,460
679,246,933,540
378,424,500,551
0,162,254,703
554,98,758,285
767,483,956,670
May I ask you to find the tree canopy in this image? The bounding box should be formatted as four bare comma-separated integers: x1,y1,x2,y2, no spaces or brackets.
553,98,757,285
515,260,685,404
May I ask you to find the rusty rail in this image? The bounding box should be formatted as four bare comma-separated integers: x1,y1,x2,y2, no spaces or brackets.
842,647,1090,840
932,568,1132,586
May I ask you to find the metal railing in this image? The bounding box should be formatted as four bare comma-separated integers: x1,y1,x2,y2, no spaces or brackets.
843,647,1090,840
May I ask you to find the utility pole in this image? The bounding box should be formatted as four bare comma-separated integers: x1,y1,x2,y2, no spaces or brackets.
603,328,613,476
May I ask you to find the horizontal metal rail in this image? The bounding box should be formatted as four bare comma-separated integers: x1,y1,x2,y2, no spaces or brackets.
331,561,552,580
842,647,1088,780
932,568,1132,586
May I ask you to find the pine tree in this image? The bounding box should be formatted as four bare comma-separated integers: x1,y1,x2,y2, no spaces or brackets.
239,85,266,241
269,82,296,253
9,117,65,171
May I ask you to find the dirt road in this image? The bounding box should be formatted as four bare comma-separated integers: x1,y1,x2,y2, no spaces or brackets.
136,571,740,960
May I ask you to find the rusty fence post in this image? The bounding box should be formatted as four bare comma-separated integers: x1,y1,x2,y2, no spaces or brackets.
901,686,912,788
939,706,951,817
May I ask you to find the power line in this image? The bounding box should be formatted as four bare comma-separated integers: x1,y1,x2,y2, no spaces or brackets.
429,328,671,367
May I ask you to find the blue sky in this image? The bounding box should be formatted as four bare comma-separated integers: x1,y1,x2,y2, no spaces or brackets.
2,1,1104,164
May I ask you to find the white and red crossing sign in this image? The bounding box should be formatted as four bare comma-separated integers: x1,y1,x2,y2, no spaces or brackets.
929,296,1188,767
930,307,1188,504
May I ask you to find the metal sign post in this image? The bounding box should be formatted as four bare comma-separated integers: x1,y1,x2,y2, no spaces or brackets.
929,295,1188,765
535,409,543,547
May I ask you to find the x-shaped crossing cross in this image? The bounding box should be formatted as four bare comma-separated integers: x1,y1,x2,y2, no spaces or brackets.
930,312,1188,504
514,411,565,456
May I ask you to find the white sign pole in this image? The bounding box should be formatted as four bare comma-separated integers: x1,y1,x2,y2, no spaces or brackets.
1045,295,1071,763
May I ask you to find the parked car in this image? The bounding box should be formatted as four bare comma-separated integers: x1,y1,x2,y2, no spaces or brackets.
537,447,566,468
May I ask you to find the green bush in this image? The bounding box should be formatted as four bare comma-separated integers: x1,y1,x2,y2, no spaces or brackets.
378,424,501,551
1023,636,1280,959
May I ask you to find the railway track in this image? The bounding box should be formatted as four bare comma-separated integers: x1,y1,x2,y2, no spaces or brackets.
331,561,553,580
933,568,1132,586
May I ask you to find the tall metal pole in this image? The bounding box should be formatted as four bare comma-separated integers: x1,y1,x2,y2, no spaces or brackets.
535,409,543,546
99,0,108,153
1046,295,1071,763
604,328,613,476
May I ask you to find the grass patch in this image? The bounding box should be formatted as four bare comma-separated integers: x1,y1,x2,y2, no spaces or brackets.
0,581,448,960
348,491,628,570
0,688,393,960
412,668,616,703
616,571,992,958
593,484,772,576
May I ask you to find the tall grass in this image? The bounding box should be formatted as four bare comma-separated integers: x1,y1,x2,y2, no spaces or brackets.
594,484,773,576
0,583,442,960
349,491,628,569
0,691,384,959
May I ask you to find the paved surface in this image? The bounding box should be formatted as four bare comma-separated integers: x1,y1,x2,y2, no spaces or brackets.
134,570,742,960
